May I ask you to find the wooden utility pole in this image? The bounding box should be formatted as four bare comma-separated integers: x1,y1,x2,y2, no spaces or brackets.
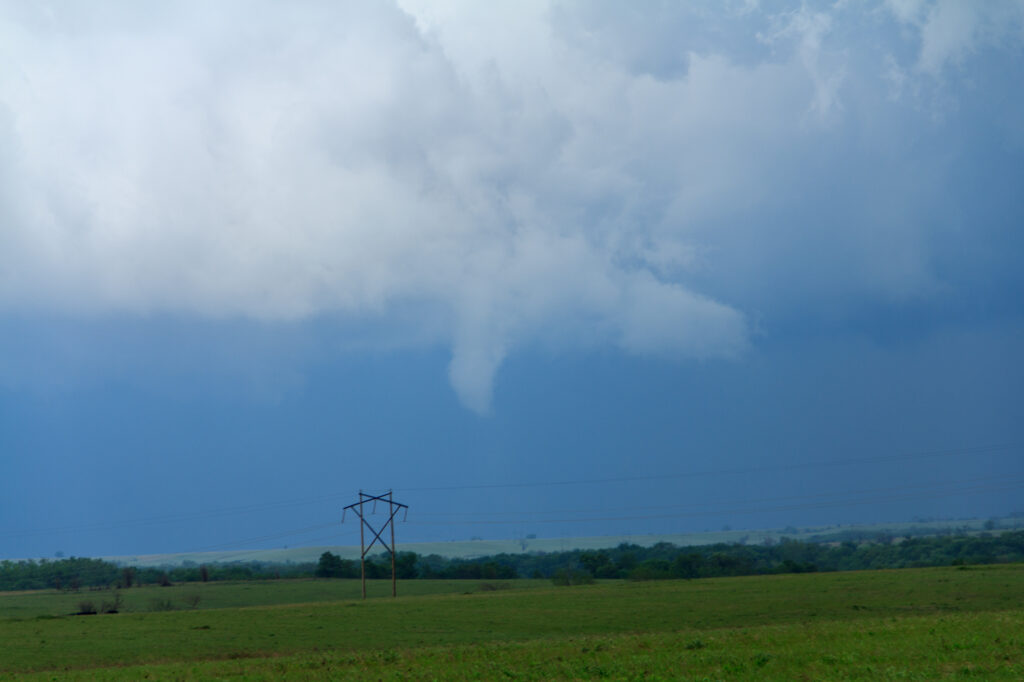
389,491,397,598
342,490,408,599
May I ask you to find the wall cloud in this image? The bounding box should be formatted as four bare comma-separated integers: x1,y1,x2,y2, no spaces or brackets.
1,1,1020,411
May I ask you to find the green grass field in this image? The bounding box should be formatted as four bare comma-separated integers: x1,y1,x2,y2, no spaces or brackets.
0,578,547,620
2,565,1022,679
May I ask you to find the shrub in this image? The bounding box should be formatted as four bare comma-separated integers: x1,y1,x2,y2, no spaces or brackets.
76,601,97,615
100,593,123,614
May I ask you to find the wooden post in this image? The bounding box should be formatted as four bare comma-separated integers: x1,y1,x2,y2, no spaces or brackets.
390,491,397,597
359,493,366,600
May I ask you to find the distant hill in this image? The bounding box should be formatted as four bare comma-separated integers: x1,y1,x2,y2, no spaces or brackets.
104,516,1022,567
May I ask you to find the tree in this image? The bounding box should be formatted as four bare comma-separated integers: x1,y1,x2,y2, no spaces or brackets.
316,551,357,578
394,552,419,579
579,551,610,577
316,552,343,578
672,553,703,579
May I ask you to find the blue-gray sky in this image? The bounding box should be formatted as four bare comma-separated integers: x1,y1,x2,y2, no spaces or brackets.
1,0,1023,559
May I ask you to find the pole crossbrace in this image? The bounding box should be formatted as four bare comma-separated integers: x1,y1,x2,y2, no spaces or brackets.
342,490,409,599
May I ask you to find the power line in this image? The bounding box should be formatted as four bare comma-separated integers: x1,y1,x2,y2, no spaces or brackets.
120,474,1024,558
3,442,1017,542
190,522,342,552
0,491,355,540
3,442,1019,561
173,528,362,563
396,442,1021,493
409,473,1024,520
404,478,1024,527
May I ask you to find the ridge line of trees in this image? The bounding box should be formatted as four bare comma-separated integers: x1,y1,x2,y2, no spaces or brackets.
3,530,1022,592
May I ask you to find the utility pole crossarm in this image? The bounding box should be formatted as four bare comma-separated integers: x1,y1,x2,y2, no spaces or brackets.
342,492,408,512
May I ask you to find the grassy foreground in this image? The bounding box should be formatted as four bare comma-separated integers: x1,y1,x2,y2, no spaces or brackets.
1,565,1022,679
0,578,546,620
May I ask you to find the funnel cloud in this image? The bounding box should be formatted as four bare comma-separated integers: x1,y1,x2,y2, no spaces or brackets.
1,1,1023,559
0,1,771,411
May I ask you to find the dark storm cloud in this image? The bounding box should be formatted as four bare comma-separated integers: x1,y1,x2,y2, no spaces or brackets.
0,0,1021,411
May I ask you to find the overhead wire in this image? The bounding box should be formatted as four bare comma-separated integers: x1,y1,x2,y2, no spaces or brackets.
408,472,1024,520
405,478,1024,527
112,473,1024,558
396,442,1021,493
2,442,1019,559
3,442,1017,541
0,491,356,540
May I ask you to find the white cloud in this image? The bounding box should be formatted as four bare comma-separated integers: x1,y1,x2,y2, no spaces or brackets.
0,1,1020,412
886,0,1024,76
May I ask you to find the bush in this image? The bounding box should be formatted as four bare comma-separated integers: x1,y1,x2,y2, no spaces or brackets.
100,592,123,614
76,601,97,615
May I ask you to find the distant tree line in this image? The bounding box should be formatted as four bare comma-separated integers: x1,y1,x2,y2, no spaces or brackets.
0,557,314,592
257,530,1024,582
3,530,1023,592
314,551,516,580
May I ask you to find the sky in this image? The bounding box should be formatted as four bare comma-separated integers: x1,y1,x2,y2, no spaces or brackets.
1,0,1023,560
